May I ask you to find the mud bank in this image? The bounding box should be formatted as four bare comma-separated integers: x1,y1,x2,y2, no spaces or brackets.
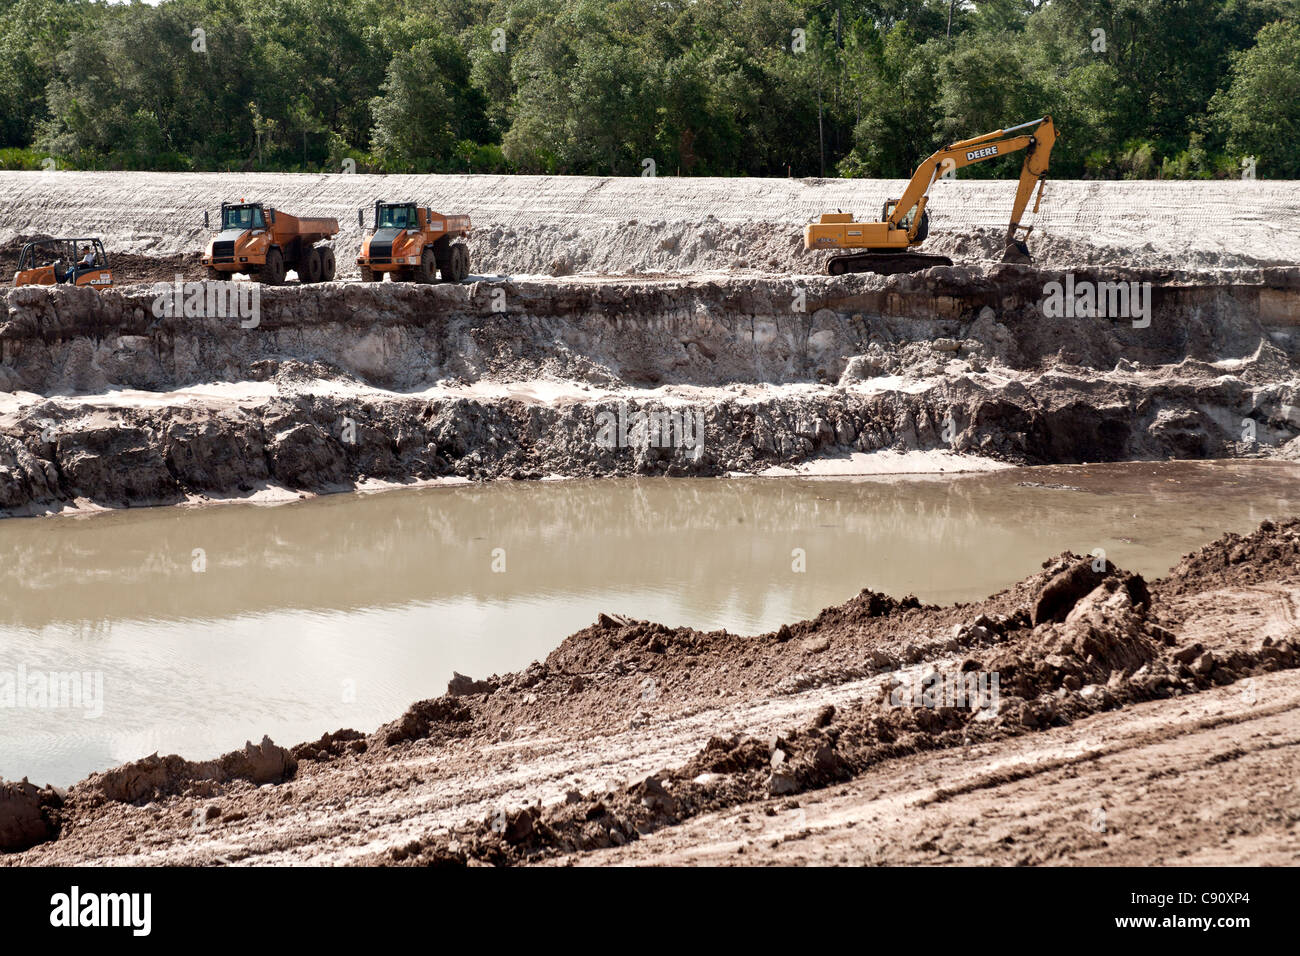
2,265,1299,513
4,517,1297,864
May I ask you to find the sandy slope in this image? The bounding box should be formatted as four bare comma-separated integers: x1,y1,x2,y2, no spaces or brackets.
2,173,1298,277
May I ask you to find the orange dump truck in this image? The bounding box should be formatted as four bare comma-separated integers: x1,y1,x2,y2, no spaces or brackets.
201,201,339,285
356,200,471,283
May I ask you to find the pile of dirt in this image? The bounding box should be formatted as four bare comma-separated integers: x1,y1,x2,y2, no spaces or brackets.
1156,517,1300,596
71,736,296,808
0,780,63,853
371,546,1297,866
4,173,1299,278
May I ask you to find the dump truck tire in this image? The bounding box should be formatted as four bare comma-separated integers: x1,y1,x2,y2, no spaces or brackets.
450,242,470,282
359,265,378,282
417,248,438,283
320,247,336,282
205,266,222,281
435,239,454,281
259,248,285,285
300,247,322,284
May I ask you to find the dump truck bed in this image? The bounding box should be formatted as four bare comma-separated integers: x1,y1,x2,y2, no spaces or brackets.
271,212,339,245
429,213,471,235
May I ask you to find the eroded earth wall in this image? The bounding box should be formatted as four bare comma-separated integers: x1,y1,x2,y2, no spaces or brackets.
3,264,1299,513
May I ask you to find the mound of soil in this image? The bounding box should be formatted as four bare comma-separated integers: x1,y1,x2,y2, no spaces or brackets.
72,735,296,808
1158,517,1300,596
367,535,1297,866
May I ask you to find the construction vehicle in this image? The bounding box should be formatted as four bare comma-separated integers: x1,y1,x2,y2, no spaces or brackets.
201,201,339,285
13,238,112,289
356,201,471,283
805,116,1058,275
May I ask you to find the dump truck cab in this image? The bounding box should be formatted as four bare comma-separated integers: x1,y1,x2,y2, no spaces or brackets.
13,238,112,289
202,201,339,285
357,200,471,283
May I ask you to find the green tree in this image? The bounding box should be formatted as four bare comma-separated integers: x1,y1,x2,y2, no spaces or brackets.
1210,18,1300,178
369,37,458,170
839,27,943,177
0,0,93,148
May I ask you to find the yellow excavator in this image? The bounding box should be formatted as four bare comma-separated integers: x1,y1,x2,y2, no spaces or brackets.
805,115,1057,275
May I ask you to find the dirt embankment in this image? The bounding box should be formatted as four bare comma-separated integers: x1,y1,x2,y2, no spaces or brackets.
3,264,1299,514
3,517,1297,864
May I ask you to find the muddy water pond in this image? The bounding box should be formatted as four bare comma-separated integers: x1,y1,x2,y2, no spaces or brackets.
2,459,1297,785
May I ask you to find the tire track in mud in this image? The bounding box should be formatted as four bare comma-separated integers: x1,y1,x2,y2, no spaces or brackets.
589,674,1300,866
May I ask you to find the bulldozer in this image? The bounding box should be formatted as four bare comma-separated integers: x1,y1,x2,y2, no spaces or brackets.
355,201,471,283
201,201,339,285
13,237,112,288
805,116,1057,275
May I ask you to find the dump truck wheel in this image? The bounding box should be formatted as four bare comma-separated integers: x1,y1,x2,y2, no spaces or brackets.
451,242,470,282
436,240,455,281
259,249,285,285
359,265,378,282
320,248,336,282
417,248,438,283
205,266,222,281
300,247,323,284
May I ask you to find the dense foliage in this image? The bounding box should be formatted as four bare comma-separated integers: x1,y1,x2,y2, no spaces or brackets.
1,0,1296,177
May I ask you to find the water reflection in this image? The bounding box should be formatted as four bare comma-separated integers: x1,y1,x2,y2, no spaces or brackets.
1,459,1296,784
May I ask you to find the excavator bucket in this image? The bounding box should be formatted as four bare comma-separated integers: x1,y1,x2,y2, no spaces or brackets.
1001,237,1032,264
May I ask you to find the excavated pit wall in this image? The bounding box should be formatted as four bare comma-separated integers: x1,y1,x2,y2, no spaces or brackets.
5,265,1300,390
2,265,1299,514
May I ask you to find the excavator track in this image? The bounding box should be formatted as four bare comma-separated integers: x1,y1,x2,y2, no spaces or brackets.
825,251,954,276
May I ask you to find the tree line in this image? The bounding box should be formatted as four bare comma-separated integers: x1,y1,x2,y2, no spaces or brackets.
1,0,1297,178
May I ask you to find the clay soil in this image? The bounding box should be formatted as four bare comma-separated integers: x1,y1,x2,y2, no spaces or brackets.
4,517,1297,866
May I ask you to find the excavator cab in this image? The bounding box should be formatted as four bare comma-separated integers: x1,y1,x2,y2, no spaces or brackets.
881,201,929,242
